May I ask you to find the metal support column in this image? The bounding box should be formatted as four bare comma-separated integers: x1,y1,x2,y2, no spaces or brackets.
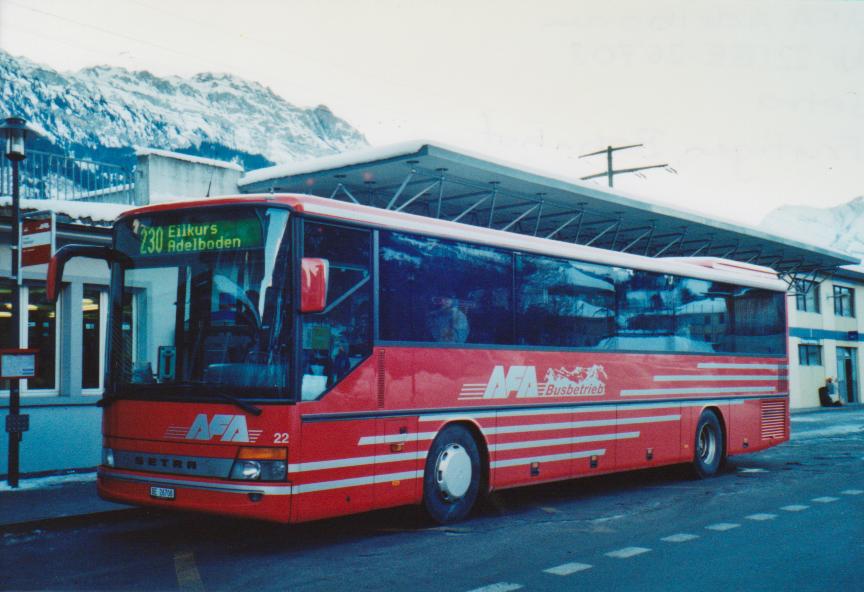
385,170,415,210
7,157,21,487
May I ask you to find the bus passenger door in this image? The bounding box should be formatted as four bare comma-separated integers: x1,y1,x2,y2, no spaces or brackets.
292,220,377,522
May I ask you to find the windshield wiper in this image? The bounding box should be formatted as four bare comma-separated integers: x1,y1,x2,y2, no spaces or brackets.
173,381,263,416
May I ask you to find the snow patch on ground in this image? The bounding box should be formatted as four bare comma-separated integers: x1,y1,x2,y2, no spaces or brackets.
0,472,96,492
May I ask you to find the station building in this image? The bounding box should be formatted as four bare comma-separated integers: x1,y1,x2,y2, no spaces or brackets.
788,266,864,408
0,142,859,476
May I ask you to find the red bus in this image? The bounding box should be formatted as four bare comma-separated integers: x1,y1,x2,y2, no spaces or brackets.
49,193,789,524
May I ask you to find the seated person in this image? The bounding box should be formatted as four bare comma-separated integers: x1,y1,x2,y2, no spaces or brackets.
427,296,469,342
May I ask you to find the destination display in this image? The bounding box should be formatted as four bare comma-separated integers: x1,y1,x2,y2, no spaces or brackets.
132,216,263,256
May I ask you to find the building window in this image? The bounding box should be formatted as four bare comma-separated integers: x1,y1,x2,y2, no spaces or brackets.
795,279,820,313
798,344,823,366
82,286,105,390
26,285,58,391
833,285,855,317
0,281,14,393
0,283,59,393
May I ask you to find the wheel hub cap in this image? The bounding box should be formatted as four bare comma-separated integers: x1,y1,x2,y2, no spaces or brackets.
698,425,716,464
435,443,471,501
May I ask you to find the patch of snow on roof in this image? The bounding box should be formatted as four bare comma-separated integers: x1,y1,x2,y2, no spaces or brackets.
0,196,134,223
240,140,429,186
136,147,244,171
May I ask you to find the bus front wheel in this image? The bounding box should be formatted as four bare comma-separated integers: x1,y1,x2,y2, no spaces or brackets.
692,410,725,478
423,424,481,524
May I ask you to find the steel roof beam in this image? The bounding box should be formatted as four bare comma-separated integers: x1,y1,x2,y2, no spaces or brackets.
452,193,493,223
620,224,656,253
585,219,621,247
329,182,360,204
533,200,545,236
501,203,541,232
687,237,714,257
545,209,585,241
653,227,688,257
394,180,440,212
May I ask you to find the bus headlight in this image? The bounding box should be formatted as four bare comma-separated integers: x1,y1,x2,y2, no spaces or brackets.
229,447,287,481
231,460,262,480
102,447,115,467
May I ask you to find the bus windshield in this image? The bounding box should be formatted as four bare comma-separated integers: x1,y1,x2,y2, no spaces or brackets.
109,206,292,399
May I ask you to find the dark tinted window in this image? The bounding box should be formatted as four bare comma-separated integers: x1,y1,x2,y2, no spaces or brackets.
27,286,57,390
82,285,103,389
516,254,615,347
380,232,512,344
676,278,785,355
378,231,785,355
606,270,676,351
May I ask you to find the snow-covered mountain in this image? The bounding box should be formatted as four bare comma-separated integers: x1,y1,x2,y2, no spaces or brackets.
760,196,864,258
0,50,367,169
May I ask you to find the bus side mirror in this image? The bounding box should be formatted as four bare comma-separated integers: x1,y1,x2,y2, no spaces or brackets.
300,257,329,313
47,245,129,303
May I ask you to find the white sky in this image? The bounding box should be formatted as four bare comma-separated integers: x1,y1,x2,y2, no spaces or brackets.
1,0,862,225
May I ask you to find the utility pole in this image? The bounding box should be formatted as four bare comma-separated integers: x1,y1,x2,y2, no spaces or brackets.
579,144,669,188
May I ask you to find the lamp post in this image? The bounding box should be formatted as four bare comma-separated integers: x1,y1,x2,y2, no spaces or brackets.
2,116,40,488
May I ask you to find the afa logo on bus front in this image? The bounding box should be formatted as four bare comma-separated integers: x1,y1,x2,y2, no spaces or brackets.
465,364,608,399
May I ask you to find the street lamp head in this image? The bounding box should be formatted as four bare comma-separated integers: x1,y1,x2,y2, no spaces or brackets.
1,116,42,162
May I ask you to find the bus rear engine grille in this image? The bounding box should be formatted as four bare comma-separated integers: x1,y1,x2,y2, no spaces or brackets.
760,400,787,440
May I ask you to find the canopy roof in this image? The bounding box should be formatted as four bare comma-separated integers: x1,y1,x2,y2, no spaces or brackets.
239,141,857,278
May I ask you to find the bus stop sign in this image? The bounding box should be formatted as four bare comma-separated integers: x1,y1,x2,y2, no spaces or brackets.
20,212,55,268
0,349,38,379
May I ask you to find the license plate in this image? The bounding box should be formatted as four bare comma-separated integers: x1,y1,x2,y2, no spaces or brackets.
149,486,176,500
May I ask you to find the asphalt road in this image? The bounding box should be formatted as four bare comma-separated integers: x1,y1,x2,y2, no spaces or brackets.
3,408,863,592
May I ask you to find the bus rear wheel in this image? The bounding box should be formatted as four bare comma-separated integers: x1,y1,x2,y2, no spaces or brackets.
692,410,724,478
423,424,481,524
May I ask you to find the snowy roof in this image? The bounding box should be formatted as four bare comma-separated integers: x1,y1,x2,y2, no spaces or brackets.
239,141,857,275
135,147,243,171
0,196,134,224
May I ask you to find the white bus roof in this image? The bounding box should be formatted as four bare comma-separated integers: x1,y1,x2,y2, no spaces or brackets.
125,192,788,291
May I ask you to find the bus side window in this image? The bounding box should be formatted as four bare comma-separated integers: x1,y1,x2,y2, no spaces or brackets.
300,222,372,400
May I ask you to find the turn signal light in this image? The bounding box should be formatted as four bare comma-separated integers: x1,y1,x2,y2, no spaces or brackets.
236,447,287,461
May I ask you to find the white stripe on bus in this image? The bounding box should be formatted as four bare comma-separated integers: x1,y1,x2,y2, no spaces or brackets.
697,363,788,370
485,415,681,435
490,431,639,452
420,398,753,423
490,448,606,469
292,470,424,494
357,432,439,445
288,450,427,473
653,375,787,382
620,386,775,396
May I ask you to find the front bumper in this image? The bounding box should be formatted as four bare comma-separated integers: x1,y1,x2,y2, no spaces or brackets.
98,467,293,523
